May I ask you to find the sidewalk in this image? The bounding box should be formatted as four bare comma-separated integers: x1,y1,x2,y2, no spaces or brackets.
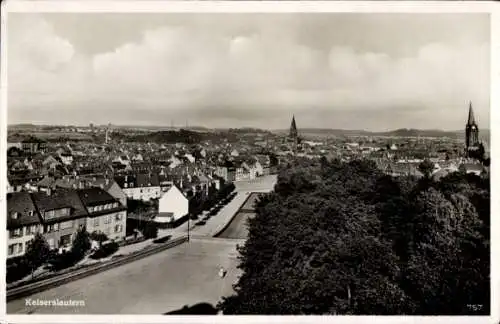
155,192,250,238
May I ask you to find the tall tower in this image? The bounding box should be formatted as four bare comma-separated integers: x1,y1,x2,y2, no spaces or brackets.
289,115,298,139
289,115,299,153
465,101,479,150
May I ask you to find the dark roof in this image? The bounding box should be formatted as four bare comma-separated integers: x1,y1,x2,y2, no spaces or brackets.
460,163,484,172
77,187,117,206
114,173,160,188
32,189,88,222
6,192,42,229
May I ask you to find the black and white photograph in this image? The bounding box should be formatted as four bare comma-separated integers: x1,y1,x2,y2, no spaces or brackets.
3,3,492,317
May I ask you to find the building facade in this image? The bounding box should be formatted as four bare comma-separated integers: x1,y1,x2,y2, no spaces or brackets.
78,188,127,242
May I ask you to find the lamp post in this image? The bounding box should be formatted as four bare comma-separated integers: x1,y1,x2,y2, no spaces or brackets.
187,214,190,242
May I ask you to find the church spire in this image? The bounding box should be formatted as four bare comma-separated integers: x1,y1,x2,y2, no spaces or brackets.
467,101,476,125
289,115,298,139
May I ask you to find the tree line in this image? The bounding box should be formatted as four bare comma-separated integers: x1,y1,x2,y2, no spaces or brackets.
219,158,489,315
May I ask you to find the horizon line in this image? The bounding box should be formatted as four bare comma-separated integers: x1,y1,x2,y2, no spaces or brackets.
6,123,490,134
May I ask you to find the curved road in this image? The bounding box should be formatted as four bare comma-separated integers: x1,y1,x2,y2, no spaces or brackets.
7,240,240,314
7,175,277,314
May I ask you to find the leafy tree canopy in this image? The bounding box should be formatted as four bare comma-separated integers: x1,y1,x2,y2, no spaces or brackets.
219,158,489,315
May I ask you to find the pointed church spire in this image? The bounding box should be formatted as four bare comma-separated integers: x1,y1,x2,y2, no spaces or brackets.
467,101,476,125
289,115,298,138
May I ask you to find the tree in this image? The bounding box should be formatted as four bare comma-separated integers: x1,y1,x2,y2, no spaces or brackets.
72,226,91,260
219,157,489,315
143,222,158,239
90,231,108,248
418,159,434,178
24,232,50,279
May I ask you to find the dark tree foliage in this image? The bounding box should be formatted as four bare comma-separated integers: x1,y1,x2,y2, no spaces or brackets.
219,158,489,315
72,226,91,260
90,230,108,248
143,222,159,239
418,159,435,178
24,233,51,278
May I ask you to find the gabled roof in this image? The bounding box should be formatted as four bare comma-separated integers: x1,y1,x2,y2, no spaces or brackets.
77,187,117,207
6,192,42,229
32,189,88,222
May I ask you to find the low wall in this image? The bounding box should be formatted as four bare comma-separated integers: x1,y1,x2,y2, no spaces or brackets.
213,193,256,238
7,235,188,302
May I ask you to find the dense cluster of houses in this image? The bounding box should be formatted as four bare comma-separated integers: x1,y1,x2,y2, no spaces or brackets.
6,137,278,260
6,115,489,261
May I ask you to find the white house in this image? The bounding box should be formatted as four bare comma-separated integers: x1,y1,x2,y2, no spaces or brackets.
117,174,161,201
156,185,189,224
184,154,196,163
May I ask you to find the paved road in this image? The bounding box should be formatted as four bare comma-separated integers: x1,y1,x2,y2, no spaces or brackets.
8,239,241,314
7,175,278,314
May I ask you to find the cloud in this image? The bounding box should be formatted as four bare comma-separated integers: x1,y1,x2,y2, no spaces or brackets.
7,14,490,130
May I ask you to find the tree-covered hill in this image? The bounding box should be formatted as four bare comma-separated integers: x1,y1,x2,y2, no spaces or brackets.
113,129,239,144
219,158,489,315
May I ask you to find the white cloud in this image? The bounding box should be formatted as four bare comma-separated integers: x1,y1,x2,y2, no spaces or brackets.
7,15,490,129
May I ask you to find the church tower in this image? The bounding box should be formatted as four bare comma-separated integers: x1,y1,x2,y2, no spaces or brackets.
289,115,299,153
289,115,298,140
465,101,479,151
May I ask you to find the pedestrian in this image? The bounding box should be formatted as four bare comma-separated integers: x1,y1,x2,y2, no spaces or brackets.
219,266,226,278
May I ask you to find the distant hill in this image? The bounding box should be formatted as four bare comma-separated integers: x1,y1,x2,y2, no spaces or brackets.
273,128,490,140
114,129,239,144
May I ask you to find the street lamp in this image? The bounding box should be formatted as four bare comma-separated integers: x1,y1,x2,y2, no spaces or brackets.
187,214,190,242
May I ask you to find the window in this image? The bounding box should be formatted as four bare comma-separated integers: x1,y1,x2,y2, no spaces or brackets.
8,244,15,256
45,210,55,219
94,218,100,227
115,213,122,221
47,224,59,233
60,220,73,230
9,228,22,238
28,210,34,217
88,206,94,213
26,225,37,235
10,211,19,219
114,224,123,233
17,243,24,254
104,215,111,224
48,238,55,250
60,234,72,247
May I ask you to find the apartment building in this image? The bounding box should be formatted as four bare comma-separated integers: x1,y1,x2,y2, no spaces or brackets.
7,187,127,258
6,192,42,259
78,188,127,241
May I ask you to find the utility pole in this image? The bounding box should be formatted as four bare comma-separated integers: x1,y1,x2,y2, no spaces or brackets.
187,214,190,242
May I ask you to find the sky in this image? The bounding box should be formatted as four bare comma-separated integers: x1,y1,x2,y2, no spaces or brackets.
7,13,490,131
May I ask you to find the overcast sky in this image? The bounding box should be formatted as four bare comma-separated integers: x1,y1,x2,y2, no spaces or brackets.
7,13,490,131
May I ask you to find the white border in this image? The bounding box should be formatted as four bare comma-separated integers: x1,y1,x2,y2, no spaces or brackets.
1,1,498,324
